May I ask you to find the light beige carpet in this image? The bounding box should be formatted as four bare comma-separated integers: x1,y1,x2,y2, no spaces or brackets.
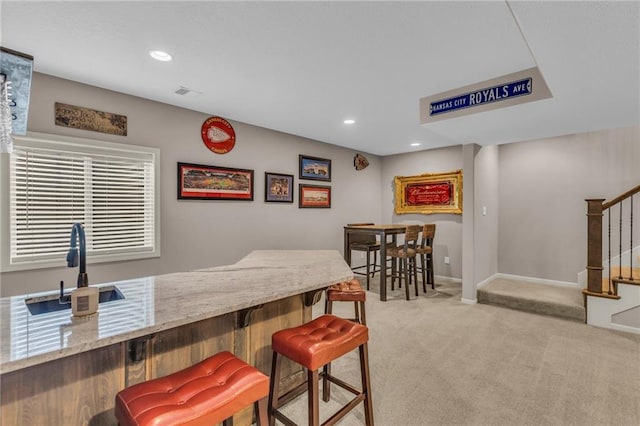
277,278,640,426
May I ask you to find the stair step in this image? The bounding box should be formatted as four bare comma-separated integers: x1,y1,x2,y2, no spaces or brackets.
609,266,640,280
611,276,640,286
594,275,640,298
594,278,623,299
478,278,584,322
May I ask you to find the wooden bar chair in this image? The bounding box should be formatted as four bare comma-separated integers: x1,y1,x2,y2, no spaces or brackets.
416,224,436,292
388,224,420,300
347,222,383,290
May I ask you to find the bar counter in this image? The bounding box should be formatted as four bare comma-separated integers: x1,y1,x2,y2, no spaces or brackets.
0,250,353,425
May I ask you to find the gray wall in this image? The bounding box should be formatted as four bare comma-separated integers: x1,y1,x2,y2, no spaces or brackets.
0,73,382,296
474,144,499,284
1,72,637,297
498,125,640,283
381,145,464,279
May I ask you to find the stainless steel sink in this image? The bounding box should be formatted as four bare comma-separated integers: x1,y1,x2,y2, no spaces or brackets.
24,285,125,315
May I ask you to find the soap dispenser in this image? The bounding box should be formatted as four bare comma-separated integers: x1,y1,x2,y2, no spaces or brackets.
71,286,98,317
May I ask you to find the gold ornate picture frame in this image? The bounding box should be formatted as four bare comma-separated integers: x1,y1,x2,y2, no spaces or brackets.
394,170,463,215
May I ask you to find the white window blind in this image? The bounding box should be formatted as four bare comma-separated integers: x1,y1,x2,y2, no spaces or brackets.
2,133,160,271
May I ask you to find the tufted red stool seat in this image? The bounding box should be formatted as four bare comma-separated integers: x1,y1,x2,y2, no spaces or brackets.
115,351,269,426
268,315,373,426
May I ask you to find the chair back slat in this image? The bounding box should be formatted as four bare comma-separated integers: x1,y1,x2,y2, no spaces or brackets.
420,224,436,248
404,225,420,246
348,223,376,245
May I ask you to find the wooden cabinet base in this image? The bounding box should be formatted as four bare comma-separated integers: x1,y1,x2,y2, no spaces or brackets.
1,294,309,426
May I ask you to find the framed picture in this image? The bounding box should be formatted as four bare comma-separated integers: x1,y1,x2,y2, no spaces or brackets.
299,155,331,181
299,184,331,208
394,170,463,215
265,172,294,203
177,162,254,201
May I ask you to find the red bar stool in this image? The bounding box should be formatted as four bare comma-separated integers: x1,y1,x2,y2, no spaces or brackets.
115,351,269,426
324,278,367,325
268,315,374,426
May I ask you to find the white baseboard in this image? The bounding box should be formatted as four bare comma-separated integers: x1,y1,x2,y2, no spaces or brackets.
476,274,498,289
494,273,580,288
435,274,462,284
461,297,477,305
608,323,640,335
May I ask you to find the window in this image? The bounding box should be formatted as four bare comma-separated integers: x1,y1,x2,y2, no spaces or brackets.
1,132,160,271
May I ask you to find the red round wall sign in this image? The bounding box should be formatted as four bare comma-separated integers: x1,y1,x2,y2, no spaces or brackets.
201,116,236,154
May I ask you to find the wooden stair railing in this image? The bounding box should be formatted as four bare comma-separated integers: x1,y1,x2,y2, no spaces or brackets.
585,184,640,299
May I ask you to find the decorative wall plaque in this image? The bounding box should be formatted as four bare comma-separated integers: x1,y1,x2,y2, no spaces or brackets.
55,102,127,136
354,153,369,170
201,116,236,154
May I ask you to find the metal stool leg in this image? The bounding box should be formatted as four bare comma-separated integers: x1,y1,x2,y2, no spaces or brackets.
429,254,435,289
268,353,282,426
403,257,410,300
360,342,374,426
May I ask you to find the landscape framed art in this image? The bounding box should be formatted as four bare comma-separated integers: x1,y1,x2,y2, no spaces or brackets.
299,155,331,181
177,162,254,201
299,184,331,208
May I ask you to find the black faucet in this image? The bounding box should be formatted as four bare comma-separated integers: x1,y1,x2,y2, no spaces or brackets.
66,223,88,288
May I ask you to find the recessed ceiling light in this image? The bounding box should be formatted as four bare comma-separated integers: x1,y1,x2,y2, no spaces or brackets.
343,119,355,125
149,50,173,62
410,143,422,147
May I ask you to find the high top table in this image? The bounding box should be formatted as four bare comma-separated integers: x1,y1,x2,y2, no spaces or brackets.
344,224,407,301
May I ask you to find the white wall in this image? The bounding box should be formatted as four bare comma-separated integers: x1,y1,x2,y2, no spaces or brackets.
381,145,464,279
0,73,382,296
498,125,640,283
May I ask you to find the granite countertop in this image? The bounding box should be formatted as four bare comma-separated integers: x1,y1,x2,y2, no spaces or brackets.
0,250,353,375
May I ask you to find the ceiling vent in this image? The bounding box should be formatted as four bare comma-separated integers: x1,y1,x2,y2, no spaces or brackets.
174,86,202,97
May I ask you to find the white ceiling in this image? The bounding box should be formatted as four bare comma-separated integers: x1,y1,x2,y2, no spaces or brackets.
1,1,638,156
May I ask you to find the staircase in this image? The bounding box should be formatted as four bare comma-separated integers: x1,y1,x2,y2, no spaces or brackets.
584,185,640,334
